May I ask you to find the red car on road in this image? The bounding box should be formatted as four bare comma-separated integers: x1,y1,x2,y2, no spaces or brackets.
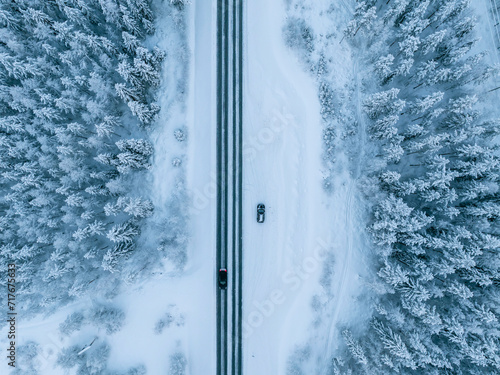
218,268,227,289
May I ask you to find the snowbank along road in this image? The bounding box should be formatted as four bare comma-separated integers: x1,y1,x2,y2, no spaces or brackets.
216,0,243,374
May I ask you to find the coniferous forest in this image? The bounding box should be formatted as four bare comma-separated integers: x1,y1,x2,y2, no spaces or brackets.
334,1,500,373
0,0,164,315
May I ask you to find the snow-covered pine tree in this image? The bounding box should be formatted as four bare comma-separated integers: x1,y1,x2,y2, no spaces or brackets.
343,2,378,41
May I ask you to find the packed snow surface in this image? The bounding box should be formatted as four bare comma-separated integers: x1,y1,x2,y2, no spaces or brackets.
243,0,366,373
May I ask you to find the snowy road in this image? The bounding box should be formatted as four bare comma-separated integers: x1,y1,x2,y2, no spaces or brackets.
216,0,243,374
216,0,363,374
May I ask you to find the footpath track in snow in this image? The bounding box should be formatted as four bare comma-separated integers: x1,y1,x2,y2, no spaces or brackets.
216,0,243,374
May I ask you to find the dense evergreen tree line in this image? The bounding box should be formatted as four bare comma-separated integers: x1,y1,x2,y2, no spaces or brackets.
0,0,164,314
336,1,500,374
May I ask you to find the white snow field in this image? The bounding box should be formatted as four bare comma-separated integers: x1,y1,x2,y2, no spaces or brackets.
243,0,367,374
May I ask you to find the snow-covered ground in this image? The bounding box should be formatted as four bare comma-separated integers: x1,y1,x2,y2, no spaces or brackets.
243,0,368,373
473,0,500,96
181,0,218,372
476,0,500,67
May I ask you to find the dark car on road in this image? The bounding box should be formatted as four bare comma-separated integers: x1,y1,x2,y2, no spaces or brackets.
218,268,228,289
257,203,265,223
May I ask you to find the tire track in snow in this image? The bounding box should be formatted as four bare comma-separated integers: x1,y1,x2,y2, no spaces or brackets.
323,180,354,365
322,55,363,371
